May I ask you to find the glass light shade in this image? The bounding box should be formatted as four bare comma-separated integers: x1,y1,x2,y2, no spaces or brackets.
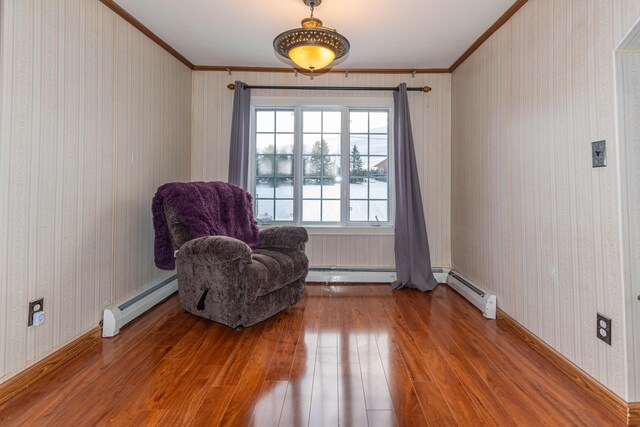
288,45,336,71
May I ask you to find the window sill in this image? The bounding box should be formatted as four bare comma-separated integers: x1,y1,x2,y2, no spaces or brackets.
258,224,394,236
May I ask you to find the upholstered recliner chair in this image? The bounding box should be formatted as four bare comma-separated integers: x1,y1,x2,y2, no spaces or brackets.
152,181,308,328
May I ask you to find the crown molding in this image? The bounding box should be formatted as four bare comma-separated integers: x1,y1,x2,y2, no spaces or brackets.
448,0,528,72
193,65,449,74
98,0,195,69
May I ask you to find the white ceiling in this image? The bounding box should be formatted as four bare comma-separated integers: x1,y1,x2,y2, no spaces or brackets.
116,0,515,69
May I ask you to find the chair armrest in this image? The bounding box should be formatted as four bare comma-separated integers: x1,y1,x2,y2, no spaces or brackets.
259,226,308,251
177,236,252,265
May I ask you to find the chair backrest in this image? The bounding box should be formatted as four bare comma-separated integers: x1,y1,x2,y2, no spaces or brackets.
163,203,193,252
154,181,260,254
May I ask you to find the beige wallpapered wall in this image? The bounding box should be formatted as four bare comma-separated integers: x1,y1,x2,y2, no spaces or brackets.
451,0,640,400
0,0,192,383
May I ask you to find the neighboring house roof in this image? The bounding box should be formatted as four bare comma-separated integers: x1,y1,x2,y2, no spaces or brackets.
373,159,387,170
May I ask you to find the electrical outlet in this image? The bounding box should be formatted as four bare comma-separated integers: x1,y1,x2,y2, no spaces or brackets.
592,140,606,167
28,298,44,327
596,313,611,345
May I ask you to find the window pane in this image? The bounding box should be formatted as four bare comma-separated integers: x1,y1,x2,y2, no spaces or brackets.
370,201,388,222
349,200,368,221
350,111,368,133
370,112,388,133
275,200,293,221
255,181,274,198
370,134,388,155
276,110,294,132
348,109,391,225
256,199,274,222
324,134,341,155
323,200,341,222
369,156,387,175
303,134,322,154
323,111,341,133
276,134,294,154
350,154,367,179
370,178,388,199
350,178,368,199
303,178,321,198
303,156,321,177
350,134,368,155
256,155,274,176
256,111,274,132
323,179,341,199
256,134,275,154
275,178,294,198
303,111,321,132
323,156,340,178
303,200,321,221
276,155,293,176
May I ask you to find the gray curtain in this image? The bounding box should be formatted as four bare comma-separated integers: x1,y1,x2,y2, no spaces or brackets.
392,83,438,291
228,81,251,189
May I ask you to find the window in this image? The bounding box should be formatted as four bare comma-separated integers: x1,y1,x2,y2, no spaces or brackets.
252,103,391,227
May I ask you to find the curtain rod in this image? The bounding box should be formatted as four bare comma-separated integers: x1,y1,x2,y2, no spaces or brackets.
226,83,431,93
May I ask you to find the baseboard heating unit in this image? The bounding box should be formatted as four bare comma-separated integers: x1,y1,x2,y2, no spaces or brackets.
307,267,451,284
447,271,496,319
102,275,178,337
307,268,397,283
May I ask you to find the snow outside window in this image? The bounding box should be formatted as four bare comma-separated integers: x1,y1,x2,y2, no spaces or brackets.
252,106,391,227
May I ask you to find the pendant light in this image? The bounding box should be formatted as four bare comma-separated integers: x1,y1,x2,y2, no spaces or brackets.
273,0,349,72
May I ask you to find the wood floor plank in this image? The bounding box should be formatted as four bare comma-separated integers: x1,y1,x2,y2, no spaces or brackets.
308,346,340,427
367,409,399,427
0,285,625,427
249,380,289,427
189,386,235,427
352,310,394,411
265,299,307,381
278,302,320,427
413,381,459,427
128,409,168,426
157,365,225,427
217,316,287,427
338,362,368,427
379,346,429,427
98,356,187,425
212,323,266,386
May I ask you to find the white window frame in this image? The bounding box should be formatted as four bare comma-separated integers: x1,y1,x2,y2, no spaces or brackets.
250,96,395,234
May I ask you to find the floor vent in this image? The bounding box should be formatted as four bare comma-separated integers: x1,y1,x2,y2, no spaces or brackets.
447,270,496,319
102,275,178,337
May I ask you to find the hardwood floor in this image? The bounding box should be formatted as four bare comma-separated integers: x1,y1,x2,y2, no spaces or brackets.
0,284,623,426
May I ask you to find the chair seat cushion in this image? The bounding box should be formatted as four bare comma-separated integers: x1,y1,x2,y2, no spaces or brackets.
245,248,308,298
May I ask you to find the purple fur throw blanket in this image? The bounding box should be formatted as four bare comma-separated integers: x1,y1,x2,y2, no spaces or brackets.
152,181,260,270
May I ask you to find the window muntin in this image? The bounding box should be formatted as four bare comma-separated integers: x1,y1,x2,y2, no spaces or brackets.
252,106,391,227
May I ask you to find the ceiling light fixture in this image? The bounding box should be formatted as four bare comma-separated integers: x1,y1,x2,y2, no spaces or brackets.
273,0,350,72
